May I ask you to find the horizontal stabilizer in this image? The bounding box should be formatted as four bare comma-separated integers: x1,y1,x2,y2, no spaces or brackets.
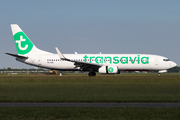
5,53,28,59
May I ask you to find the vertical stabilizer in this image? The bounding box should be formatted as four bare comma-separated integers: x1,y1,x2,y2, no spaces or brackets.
11,24,51,56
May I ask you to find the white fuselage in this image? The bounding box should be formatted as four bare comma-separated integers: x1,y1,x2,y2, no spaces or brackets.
16,53,177,71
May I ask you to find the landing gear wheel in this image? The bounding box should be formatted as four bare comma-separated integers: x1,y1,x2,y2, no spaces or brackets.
92,72,96,76
88,72,92,76
88,71,96,77
157,73,161,77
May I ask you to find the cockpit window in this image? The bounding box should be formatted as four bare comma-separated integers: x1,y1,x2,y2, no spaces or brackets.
163,59,170,61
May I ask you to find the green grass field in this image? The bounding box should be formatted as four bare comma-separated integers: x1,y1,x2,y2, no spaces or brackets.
0,73,180,119
0,73,180,102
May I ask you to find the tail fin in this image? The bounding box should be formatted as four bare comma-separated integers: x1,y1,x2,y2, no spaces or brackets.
11,24,51,55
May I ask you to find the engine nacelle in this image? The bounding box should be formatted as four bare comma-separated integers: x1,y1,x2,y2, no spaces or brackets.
158,70,167,73
98,66,119,74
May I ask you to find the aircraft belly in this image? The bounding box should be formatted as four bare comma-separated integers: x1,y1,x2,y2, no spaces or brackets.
44,61,75,69
118,64,143,70
116,63,152,71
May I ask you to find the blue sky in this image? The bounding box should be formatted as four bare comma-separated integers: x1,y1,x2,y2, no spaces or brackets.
1,0,180,68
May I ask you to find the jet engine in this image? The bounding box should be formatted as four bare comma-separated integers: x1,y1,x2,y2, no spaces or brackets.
98,66,119,74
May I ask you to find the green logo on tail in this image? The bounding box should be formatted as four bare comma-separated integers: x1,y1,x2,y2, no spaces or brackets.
14,32,33,55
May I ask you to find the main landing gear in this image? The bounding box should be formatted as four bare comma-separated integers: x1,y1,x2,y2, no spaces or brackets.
88,71,96,76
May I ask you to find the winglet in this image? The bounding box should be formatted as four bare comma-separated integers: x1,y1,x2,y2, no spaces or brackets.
55,47,66,60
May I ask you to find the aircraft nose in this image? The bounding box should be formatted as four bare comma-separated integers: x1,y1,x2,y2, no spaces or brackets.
171,61,177,67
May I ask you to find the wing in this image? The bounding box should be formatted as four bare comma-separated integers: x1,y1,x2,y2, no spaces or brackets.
55,47,102,71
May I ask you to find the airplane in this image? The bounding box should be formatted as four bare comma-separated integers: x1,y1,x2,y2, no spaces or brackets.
6,24,177,76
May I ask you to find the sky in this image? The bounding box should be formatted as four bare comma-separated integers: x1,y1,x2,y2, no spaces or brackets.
0,0,180,69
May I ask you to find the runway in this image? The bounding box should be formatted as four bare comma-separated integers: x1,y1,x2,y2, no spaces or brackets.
0,103,180,107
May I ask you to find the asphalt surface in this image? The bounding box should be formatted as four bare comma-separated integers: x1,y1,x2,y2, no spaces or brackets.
0,103,180,107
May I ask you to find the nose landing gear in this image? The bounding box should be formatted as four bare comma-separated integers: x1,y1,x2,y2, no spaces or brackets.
157,73,161,77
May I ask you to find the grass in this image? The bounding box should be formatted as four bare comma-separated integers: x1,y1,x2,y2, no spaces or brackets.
0,73,180,120
0,73,180,102
0,107,180,120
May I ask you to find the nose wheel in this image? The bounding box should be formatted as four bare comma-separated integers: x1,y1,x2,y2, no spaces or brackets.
88,71,96,76
157,73,161,77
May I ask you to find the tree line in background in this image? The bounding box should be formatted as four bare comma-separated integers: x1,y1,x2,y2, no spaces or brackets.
168,66,180,73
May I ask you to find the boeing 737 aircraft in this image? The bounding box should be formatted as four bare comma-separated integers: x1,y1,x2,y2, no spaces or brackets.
6,24,177,76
